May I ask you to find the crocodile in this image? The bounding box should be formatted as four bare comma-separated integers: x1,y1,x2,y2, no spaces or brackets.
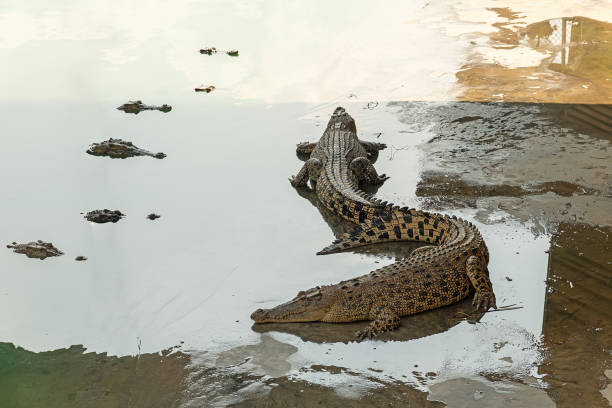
86,138,166,159
84,209,125,223
7,240,64,259
117,100,171,114
251,107,496,340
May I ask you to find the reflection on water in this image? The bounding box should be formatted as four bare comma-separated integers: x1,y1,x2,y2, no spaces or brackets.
541,223,612,407
524,17,612,82
0,342,188,408
458,15,612,103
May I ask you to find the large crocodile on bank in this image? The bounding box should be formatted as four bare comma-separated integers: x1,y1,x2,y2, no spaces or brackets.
251,107,497,341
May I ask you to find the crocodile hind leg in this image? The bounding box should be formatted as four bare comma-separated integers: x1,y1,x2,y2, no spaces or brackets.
296,142,317,160
360,141,387,164
350,157,389,185
290,158,322,187
466,256,497,311
355,305,400,341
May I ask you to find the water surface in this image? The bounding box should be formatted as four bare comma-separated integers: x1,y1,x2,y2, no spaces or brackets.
1,1,611,407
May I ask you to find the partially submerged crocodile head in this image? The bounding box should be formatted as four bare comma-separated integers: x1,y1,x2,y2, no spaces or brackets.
251,287,335,323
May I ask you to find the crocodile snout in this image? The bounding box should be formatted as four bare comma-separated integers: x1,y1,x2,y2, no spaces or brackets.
250,308,269,322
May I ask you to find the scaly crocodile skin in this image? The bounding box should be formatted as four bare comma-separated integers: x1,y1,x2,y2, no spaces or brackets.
251,107,496,340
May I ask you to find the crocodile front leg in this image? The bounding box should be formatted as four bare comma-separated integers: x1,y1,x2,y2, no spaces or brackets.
466,256,497,311
355,305,400,341
350,157,389,185
290,158,322,187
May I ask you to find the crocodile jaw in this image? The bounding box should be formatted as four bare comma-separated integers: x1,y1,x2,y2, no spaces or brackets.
251,288,332,323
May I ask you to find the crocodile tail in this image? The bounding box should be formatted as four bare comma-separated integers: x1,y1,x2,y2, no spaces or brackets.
317,206,448,255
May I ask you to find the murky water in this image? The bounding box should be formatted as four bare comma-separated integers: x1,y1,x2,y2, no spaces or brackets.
1,1,611,407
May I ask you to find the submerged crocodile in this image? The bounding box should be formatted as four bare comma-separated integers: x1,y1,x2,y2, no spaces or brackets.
7,240,64,259
84,209,125,223
117,100,171,114
251,107,497,340
86,138,166,159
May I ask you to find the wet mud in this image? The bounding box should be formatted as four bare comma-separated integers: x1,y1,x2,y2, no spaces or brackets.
86,138,166,159
6,240,64,260
84,209,125,224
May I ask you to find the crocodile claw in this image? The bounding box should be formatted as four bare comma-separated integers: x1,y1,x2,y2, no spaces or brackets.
472,291,497,311
373,174,389,185
355,326,378,342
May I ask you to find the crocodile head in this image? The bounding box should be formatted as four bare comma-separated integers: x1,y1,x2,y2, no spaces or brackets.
251,287,335,323
326,106,357,133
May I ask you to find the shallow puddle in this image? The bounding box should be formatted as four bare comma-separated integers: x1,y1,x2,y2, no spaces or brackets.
1,1,611,407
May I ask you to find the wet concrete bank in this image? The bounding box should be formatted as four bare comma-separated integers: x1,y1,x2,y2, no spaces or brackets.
393,101,611,407
393,101,612,231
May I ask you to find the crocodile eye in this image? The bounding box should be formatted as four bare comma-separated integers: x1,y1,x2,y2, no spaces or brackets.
297,290,306,297
306,291,322,300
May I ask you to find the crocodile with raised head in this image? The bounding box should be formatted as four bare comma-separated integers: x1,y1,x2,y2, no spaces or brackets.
251,107,497,340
